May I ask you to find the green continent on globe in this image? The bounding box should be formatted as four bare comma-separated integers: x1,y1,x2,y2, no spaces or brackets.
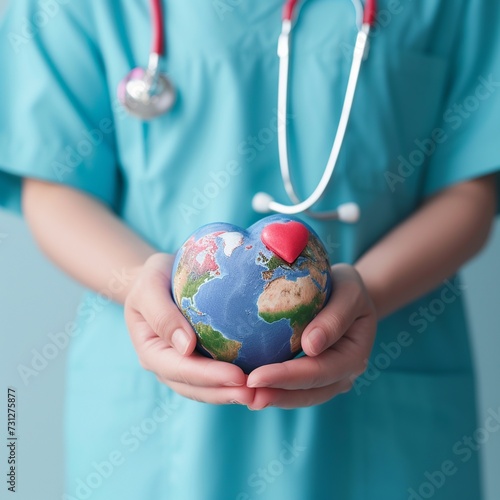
173,234,222,313
256,233,330,353
181,271,212,300
195,323,242,363
173,233,243,363
257,276,326,353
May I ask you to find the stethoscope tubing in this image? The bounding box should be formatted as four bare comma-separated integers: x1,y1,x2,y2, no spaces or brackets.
253,0,376,220
121,0,377,223
272,22,371,217
150,0,165,56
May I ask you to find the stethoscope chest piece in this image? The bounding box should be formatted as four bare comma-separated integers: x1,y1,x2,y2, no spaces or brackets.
118,56,176,120
118,0,175,120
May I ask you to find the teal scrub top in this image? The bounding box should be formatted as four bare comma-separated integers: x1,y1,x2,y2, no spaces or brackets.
1,1,500,499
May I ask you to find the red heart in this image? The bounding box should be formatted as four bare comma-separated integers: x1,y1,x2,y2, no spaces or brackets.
261,221,310,264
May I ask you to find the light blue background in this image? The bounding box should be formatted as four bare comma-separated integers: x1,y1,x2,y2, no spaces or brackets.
0,1,499,499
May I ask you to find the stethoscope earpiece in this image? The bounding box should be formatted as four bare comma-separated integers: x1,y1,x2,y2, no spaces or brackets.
252,192,275,214
336,202,361,223
252,192,361,224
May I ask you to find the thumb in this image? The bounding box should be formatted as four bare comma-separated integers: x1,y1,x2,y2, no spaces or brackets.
126,253,197,355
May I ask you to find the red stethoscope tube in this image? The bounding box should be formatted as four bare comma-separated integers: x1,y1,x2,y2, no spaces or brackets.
283,0,377,25
362,0,377,25
151,0,165,55
283,0,300,21
151,0,377,55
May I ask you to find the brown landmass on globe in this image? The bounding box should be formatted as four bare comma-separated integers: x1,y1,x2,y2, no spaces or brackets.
257,275,326,353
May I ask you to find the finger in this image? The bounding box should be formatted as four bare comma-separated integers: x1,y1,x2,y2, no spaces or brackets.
126,254,197,355
247,318,373,390
246,350,354,390
167,380,255,406
248,379,353,410
129,315,248,387
301,265,370,357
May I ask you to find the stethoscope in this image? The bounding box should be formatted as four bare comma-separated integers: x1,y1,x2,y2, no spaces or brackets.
117,0,175,120
118,0,377,223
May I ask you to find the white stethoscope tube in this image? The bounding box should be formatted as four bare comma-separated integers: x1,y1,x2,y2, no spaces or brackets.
253,0,375,223
121,0,375,222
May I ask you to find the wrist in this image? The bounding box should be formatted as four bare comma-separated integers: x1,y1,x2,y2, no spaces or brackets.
110,264,145,304
353,263,387,320
121,253,176,305
329,263,381,320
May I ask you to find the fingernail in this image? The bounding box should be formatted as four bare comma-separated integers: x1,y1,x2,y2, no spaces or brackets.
247,403,272,411
172,329,190,355
308,328,326,355
247,381,270,388
224,381,243,387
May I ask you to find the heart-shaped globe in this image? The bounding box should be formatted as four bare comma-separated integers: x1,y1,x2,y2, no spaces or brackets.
172,215,333,373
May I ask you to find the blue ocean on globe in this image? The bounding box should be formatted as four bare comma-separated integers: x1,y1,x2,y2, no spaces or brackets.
172,215,332,373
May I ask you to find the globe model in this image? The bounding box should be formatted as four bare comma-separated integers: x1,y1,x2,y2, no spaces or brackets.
172,215,333,373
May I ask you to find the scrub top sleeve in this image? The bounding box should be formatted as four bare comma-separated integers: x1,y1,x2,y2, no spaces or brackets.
422,0,500,213
0,0,119,215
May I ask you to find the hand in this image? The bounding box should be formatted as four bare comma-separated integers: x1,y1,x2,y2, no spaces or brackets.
124,253,255,405
246,264,377,410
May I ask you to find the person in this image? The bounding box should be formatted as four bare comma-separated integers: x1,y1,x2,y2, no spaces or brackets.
1,0,499,499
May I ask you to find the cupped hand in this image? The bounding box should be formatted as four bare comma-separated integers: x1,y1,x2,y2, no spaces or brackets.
246,264,377,410
124,253,255,405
